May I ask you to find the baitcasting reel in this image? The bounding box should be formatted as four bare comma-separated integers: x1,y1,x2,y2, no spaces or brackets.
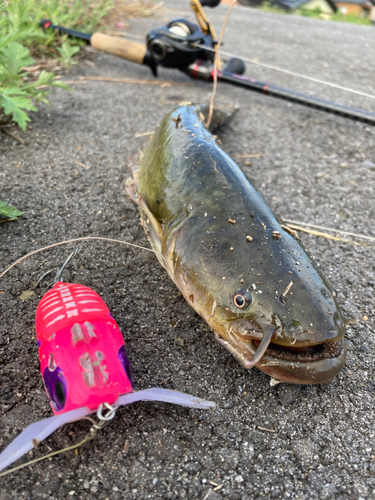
146,19,215,69
146,0,245,73
146,0,245,74
146,11,245,75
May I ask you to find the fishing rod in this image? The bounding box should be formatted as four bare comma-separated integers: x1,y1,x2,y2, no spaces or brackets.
40,0,375,124
185,60,375,122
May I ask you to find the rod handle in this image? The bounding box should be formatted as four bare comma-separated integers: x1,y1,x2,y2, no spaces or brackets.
91,33,147,65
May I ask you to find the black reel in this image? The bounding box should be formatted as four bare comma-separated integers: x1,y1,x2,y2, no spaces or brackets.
146,19,215,69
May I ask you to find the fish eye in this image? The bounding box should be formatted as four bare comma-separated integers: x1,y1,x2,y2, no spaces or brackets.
233,289,252,309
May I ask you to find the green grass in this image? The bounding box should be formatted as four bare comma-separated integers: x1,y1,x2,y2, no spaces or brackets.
260,2,371,25
0,0,114,131
330,12,371,25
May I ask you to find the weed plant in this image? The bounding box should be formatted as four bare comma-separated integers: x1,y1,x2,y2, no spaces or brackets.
0,0,113,131
0,202,23,220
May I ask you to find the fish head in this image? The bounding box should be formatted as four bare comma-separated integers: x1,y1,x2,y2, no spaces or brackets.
174,214,346,385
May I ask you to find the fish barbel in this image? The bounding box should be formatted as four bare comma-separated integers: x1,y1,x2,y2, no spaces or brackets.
127,105,346,384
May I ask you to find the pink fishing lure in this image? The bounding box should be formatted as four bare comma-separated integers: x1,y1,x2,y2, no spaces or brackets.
36,282,133,414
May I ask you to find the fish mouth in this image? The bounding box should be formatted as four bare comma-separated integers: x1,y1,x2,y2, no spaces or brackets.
252,338,344,362
256,337,347,385
215,324,346,384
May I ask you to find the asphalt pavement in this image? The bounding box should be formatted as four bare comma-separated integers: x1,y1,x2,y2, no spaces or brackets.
0,2,374,499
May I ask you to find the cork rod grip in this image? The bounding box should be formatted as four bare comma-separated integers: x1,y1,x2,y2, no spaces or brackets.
90,33,147,64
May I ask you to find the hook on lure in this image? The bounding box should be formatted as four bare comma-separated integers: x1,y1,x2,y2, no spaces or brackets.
36,247,78,287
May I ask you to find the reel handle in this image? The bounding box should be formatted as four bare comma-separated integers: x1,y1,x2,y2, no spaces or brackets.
223,57,245,75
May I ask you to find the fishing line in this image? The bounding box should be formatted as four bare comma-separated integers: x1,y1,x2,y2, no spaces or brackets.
196,44,375,100
206,0,237,128
0,419,105,478
0,236,164,280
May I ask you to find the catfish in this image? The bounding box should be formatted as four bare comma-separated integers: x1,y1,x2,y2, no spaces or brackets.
126,105,346,384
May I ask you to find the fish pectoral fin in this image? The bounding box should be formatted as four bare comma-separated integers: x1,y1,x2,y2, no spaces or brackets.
125,169,140,203
136,192,164,256
125,152,143,202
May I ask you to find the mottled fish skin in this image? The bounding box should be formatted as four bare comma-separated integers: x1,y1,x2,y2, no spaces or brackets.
131,105,346,385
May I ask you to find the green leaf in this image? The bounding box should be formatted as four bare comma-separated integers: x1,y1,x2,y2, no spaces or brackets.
1,92,37,113
12,107,32,130
0,41,34,74
22,72,71,93
0,202,24,219
57,41,80,68
35,69,55,86
0,87,28,96
0,91,37,130
49,80,71,90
